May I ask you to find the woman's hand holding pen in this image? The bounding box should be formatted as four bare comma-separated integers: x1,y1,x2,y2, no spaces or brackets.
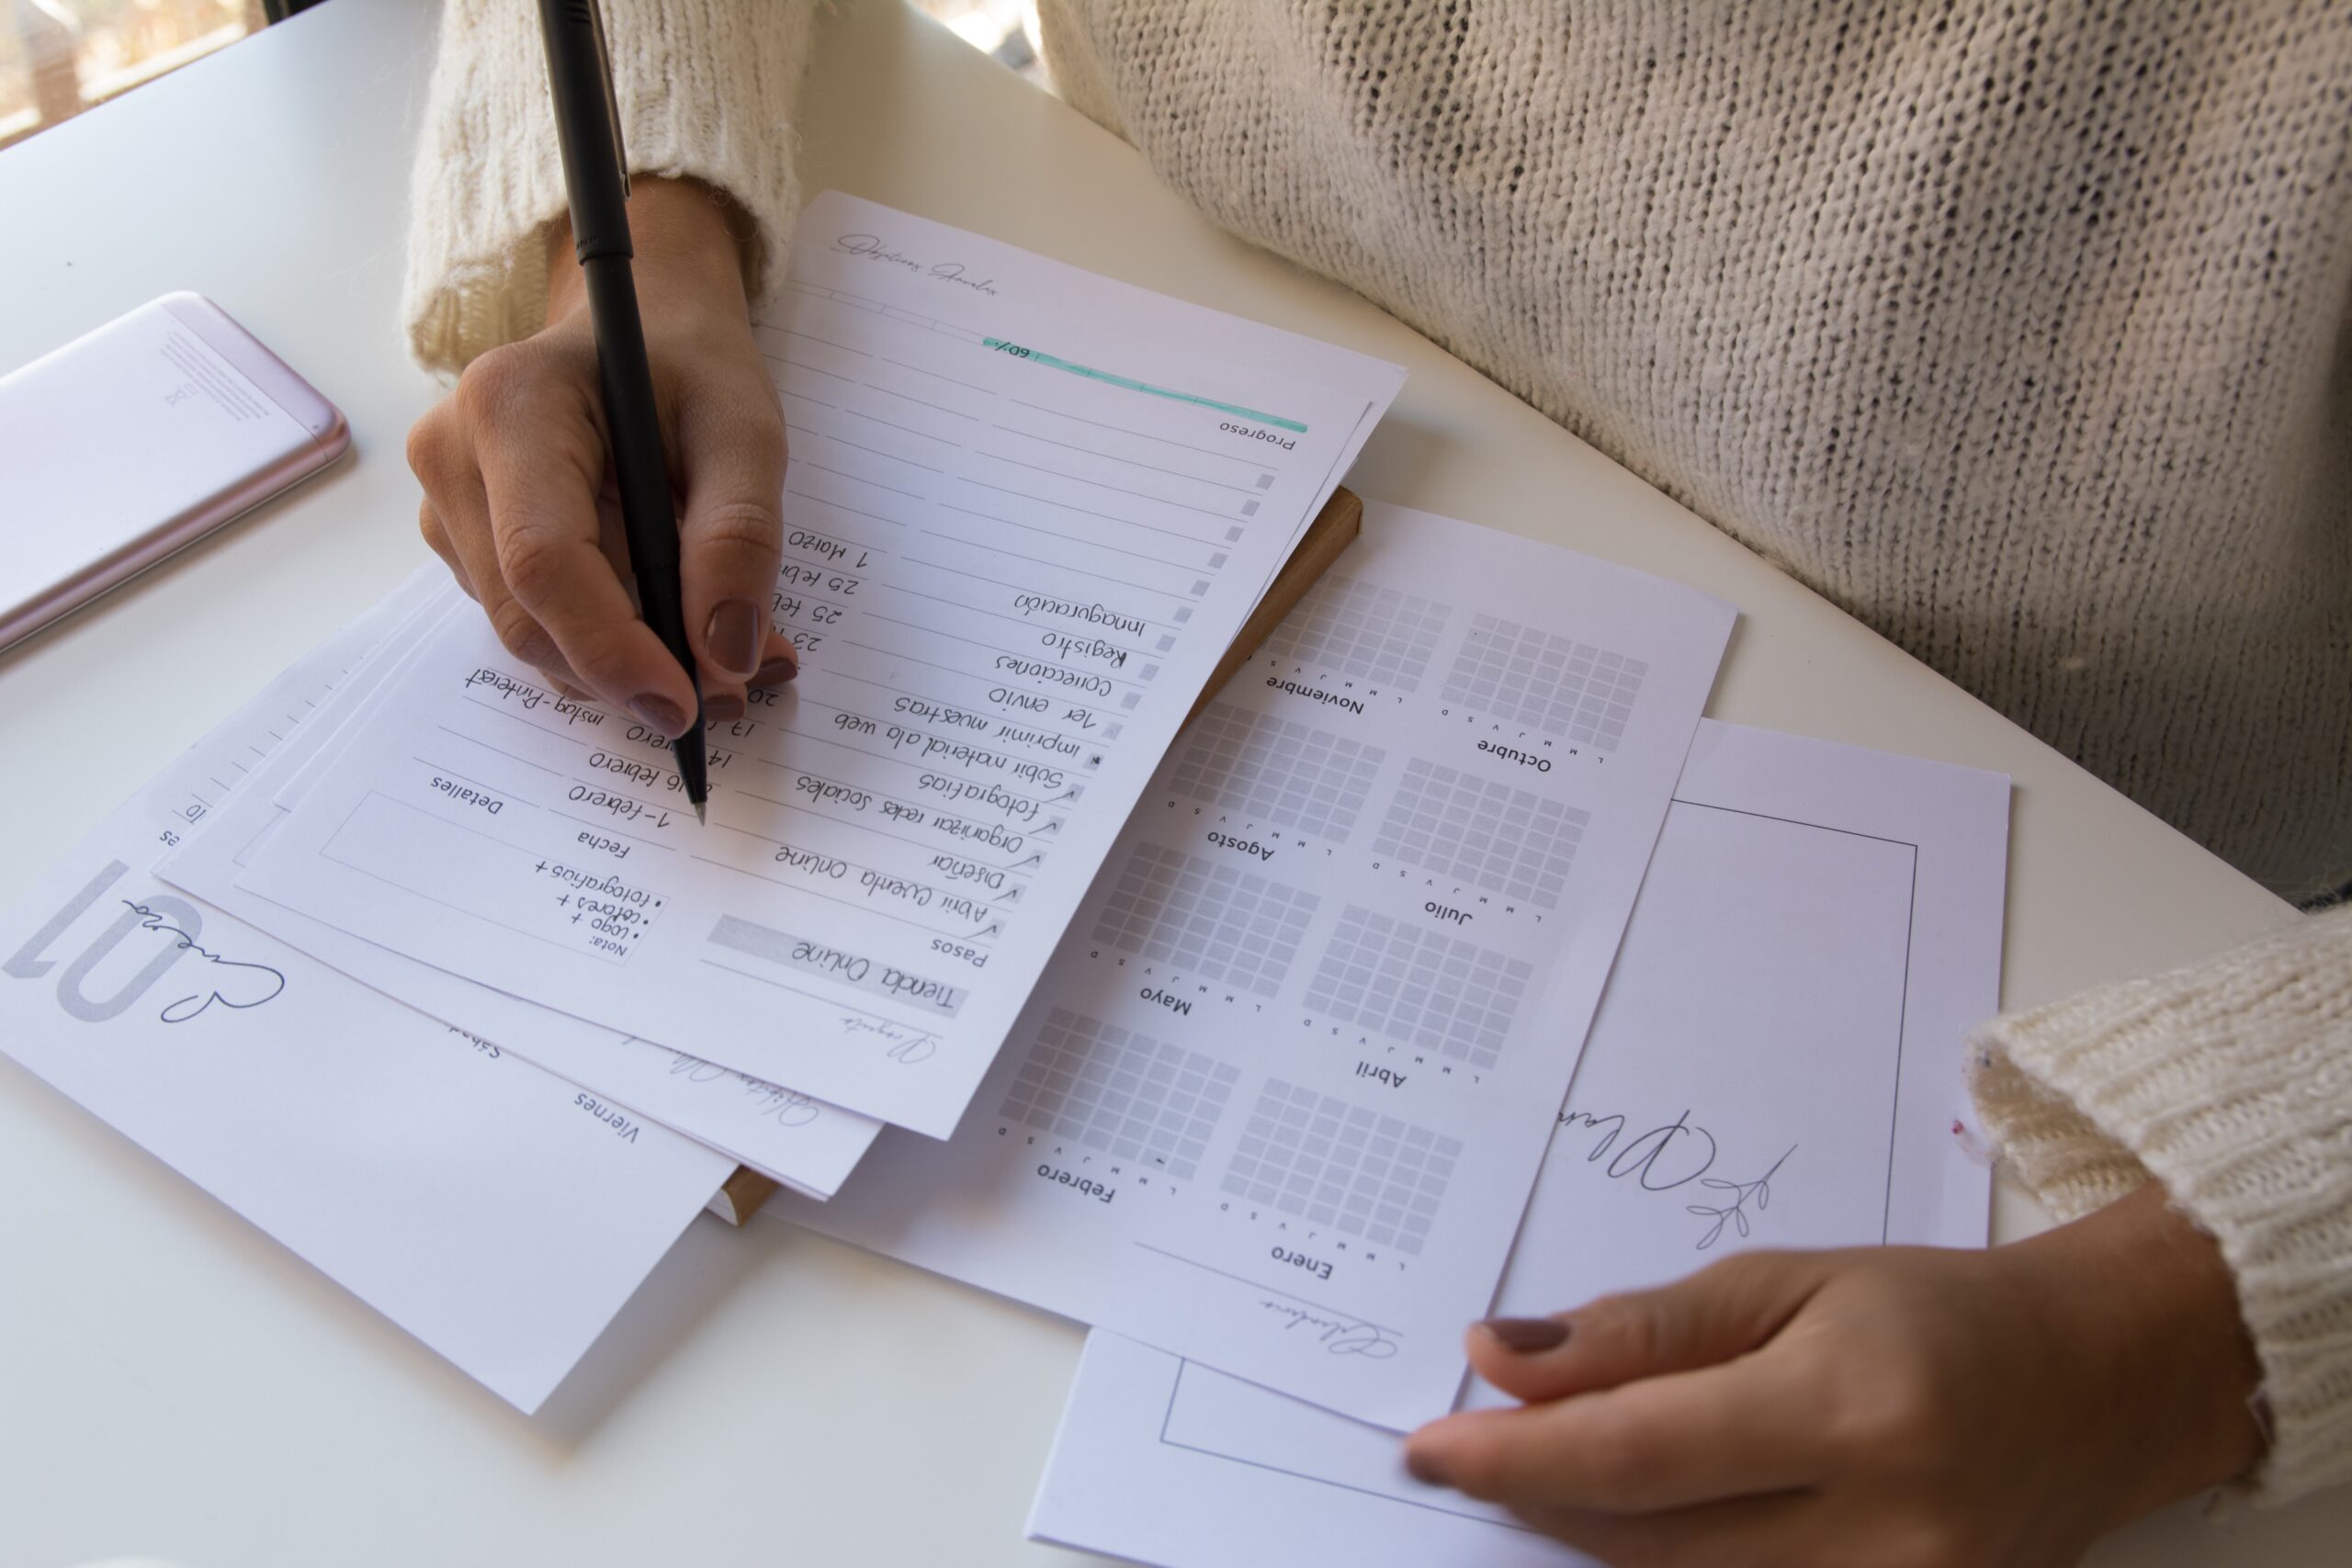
407,177,797,733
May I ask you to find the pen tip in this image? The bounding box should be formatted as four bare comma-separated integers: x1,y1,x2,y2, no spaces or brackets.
694,800,708,827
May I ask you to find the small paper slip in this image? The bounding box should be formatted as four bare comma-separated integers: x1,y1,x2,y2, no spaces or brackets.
773,502,1737,1428
234,194,1408,1137
0,593,734,1414
159,583,883,1201
1025,720,2011,1568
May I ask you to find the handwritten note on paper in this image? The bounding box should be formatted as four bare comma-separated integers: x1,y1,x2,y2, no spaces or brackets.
0,591,732,1413
233,197,1406,1138
773,503,1737,1430
157,588,883,1201
1026,719,2010,1568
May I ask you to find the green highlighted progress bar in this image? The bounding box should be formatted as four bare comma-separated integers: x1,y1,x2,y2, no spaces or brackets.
983,338,1307,433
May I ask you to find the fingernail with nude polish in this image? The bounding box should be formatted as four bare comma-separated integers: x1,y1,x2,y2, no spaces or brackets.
1480,1316,1570,1354
707,599,763,678
705,693,746,724
752,651,798,688
629,694,689,738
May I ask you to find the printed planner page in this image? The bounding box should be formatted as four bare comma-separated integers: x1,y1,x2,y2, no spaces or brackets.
775,503,1736,1429
156,587,883,1201
1027,720,2011,1568
234,197,1404,1138
0,592,733,1414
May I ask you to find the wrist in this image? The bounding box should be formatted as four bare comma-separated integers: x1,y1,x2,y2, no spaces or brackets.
2014,1182,2266,1526
544,176,755,326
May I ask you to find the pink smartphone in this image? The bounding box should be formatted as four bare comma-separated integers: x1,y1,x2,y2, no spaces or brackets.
0,292,350,655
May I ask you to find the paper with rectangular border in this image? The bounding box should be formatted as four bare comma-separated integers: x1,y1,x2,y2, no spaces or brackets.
1026,718,2010,1566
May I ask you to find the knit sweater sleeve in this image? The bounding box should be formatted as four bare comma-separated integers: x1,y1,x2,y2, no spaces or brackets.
1967,905,2352,1504
402,0,816,375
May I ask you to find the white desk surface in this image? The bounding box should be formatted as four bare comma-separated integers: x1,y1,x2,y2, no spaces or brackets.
0,3,2339,1564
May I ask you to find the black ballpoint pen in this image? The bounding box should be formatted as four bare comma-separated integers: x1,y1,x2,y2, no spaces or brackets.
536,0,709,823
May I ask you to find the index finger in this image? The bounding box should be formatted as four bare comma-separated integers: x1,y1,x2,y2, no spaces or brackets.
1406,1353,1826,1514
478,434,701,738
673,375,787,683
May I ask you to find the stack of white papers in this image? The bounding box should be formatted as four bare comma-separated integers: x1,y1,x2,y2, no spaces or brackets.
157,577,885,1202
1,188,2007,1522
168,183,1743,1423
228,192,1408,1139
0,584,731,1413
5,193,1449,1412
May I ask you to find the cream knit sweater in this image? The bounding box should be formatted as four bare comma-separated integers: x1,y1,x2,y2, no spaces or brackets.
404,0,2352,1506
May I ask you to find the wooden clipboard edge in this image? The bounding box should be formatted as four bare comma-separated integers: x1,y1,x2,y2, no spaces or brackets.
704,485,1363,1226
705,1166,781,1225
1185,485,1361,728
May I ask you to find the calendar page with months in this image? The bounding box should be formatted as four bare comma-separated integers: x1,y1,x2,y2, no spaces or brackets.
777,502,1736,1428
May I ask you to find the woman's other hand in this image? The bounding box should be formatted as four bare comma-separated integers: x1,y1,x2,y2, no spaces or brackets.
407,176,796,735
1404,1183,2264,1567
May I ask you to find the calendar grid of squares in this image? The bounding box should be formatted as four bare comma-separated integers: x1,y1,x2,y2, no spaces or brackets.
1221,1080,1462,1255
1441,613,1646,750
999,1009,1240,1180
1305,906,1534,1070
1091,841,1318,998
1372,759,1589,909
1167,703,1389,842
1263,574,1452,692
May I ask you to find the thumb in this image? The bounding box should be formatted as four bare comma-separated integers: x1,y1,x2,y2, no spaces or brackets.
1469,1252,1829,1404
673,377,787,686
